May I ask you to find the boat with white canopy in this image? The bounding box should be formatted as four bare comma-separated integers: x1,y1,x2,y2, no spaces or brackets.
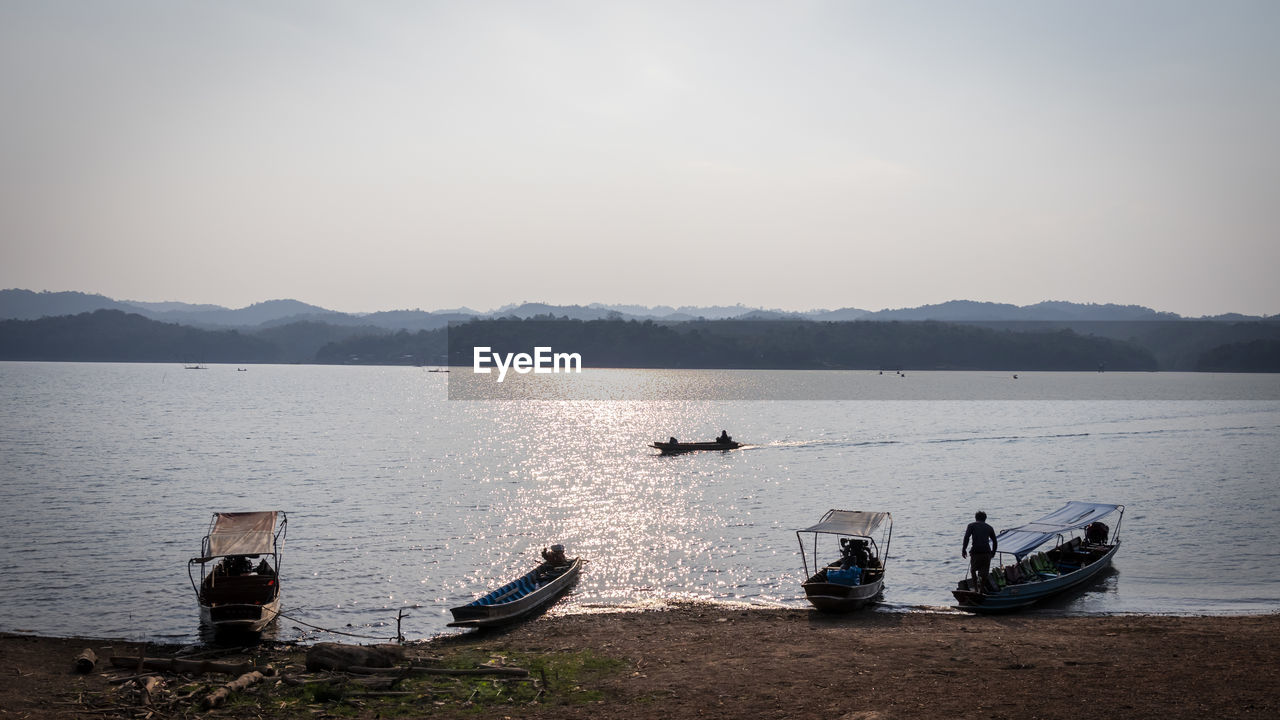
187,511,287,633
797,510,893,611
953,501,1123,612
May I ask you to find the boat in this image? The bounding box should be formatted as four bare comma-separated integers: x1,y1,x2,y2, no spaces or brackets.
187,511,287,633
650,437,742,454
952,501,1123,612
797,510,893,611
448,556,583,628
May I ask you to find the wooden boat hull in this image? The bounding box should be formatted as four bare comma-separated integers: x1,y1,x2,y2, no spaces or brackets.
198,573,282,633
953,541,1119,612
651,441,741,454
802,575,884,612
448,557,582,628
199,593,280,633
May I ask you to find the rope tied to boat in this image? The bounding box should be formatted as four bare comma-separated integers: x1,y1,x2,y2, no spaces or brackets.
271,608,403,642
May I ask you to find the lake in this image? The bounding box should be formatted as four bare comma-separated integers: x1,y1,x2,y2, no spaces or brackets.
1,362,1277,644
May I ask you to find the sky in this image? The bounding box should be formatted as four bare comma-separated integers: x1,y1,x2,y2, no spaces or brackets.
1,1,1278,317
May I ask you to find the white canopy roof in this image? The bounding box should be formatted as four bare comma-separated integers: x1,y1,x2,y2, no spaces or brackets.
996,502,1121,559
208,511,279,557
800,510,890,537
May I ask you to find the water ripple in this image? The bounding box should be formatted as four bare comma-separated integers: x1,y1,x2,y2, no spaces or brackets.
1,363,1278,642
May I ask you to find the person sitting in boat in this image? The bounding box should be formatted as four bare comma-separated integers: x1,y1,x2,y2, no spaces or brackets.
716,430,732,444
668,437,679,445
255,558,274,576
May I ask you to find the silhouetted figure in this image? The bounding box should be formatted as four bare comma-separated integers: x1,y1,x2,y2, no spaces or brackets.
962,511,998,594
716,430,732,444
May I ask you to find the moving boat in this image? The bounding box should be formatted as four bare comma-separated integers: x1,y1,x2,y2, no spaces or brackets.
797,510,893,612
952,501,1123,612
448,556,583,629
187,511,287,633
650,437,742,454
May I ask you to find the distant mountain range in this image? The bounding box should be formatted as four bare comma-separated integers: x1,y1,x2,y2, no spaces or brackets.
2,289,1277,370
2,289,1269,330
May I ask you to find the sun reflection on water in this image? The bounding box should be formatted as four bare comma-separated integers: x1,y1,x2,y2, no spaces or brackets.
433,397,806,616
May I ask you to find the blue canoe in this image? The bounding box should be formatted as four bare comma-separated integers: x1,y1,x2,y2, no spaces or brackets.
448,557,582,628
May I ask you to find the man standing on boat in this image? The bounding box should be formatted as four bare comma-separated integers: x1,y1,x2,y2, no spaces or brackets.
962,511,998,593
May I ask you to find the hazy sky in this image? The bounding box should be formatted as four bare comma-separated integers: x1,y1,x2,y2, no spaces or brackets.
2,1,1277,316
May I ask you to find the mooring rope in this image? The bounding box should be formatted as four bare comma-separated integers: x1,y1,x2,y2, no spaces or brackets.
272,609,400,641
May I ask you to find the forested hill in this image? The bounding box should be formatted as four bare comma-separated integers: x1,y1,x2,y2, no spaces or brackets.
0,310,281,363
440,319,1157,371
0,310,386,364
4,311,1280,371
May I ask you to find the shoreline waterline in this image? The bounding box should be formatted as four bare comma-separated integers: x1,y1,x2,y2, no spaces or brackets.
4,608,1279,719
6,599,1279,648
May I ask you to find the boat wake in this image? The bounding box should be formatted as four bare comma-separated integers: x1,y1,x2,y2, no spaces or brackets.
925,432,1090,445
748,439,902,451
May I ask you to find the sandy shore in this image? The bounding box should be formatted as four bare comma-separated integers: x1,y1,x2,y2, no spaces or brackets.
3,607,1278,719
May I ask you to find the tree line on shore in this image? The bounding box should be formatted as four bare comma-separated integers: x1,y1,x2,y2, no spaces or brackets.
2,309,1278,371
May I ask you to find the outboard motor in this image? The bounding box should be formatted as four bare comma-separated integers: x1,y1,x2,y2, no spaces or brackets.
842,538,871,568
1085,522,1109,544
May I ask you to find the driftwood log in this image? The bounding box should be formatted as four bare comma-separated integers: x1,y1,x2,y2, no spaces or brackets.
203,670,265,709
108,656,274,676
346,664,530,677
351,675,401,691
305,643,405,672
74,648,97,673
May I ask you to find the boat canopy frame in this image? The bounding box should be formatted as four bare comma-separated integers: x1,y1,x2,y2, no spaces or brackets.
796,510,893,580
187,511,288,594
993,502,1123,560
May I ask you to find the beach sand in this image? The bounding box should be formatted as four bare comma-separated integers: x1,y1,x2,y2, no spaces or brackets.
3,608,1277,719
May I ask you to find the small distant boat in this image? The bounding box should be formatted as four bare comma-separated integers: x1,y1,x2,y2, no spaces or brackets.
797,510,893,612
184,363,207,370
187,511,287,633
650,433,742,454
448,556,583,629
952,501,1123,613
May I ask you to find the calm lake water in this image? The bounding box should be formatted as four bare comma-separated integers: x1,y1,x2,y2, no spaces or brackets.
1,362,1278,644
